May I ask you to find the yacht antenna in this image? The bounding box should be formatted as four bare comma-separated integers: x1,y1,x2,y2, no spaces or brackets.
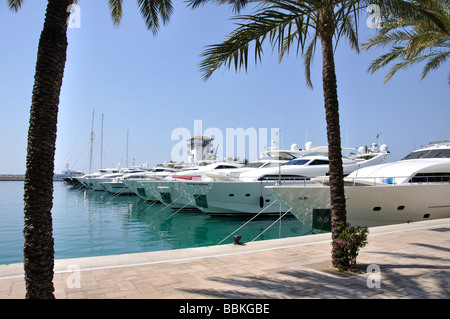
376,132,383,146
277,130,281,185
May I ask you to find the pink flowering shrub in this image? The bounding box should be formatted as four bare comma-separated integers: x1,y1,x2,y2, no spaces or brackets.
332,222,369,272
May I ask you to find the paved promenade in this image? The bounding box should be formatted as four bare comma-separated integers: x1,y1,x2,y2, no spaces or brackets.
1,218,449,299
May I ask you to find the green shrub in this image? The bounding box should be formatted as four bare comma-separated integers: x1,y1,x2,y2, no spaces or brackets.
332,222,369,272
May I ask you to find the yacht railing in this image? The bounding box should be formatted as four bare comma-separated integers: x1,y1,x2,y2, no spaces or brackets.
261,178,317,187
309,174,450,186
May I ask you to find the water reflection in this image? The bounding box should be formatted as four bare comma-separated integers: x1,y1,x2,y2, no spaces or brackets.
1,181,312,264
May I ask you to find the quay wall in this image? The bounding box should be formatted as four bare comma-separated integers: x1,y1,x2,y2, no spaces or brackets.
0,175,25,181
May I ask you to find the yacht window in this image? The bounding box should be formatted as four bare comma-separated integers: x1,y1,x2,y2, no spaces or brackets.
409,173,450,183
244,162,265,168
261,152,297,161
309,159,330,166
264,163,283,168
402,149,450,160
286,159,310,166
258,175,309,181
216,165,239,169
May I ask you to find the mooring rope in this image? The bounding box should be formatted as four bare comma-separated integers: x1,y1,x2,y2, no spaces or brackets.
216,199,279,245
151,194,184,218
164,197,196,221
251,208,292,242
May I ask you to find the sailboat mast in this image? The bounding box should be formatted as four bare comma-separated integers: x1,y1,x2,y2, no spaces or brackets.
89,109,95,173
100,114,104,169
126,129,129,168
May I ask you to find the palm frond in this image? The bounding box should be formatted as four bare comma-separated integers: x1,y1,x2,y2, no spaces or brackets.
199,0,364,84
137,0,173,34
421,49,450,79
108,0,123,25
363,29,414,50
199,8,306,81
383,54,429,83
364,0,449,83
367,45,408,73
303,36,318,88
187,0,251,13
335,10,359,53
7,0,24,12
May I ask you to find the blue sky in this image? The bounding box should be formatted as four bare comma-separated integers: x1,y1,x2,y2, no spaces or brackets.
1,1,448,174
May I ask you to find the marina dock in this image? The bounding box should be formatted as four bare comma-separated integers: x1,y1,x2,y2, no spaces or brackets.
1,217,449,299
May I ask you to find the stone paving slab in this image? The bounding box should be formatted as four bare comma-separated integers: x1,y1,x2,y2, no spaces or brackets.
1,218,449,299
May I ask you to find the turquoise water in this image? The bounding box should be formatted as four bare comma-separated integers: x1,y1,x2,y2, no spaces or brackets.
0,181,310,265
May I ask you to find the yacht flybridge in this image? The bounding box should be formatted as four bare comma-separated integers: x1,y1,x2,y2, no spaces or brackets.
267,140,450,229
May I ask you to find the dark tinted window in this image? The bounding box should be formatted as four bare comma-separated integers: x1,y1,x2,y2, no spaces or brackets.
409,173,450,183
402,149,450,160
309,159,330,165
286,159,310,166
258,175,308,181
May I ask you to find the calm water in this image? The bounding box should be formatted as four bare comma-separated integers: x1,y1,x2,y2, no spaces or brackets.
0,181,311,265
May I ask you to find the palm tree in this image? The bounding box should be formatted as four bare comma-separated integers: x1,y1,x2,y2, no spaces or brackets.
363,0,449,83
188,0,363,269
7,0,173,299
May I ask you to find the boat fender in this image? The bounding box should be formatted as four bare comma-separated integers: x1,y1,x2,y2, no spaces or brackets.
259,196,264,208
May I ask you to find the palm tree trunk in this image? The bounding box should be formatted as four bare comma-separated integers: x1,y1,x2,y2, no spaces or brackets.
23,0,73,299
319,26,347,253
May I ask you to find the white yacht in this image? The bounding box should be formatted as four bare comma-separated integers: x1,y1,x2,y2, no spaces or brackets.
157,141,303,210
54,164,84,181
121,167,180,201
140,161,245,210
177,142,390,216
76,167,121,190
267,140,450,229
98,167,151,195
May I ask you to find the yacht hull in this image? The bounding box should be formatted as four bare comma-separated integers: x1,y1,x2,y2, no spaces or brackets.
87,178,106,191
122,179,159,201
268,183,450,228
141,180,199,210
99,181,134,195
176,181,293,216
